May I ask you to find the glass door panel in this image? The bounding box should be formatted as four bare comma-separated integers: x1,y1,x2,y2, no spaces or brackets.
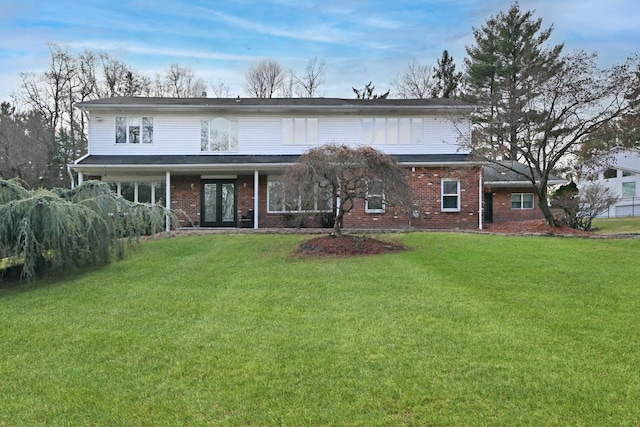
221,183,235,222
203,183,218,224
201,180,236,227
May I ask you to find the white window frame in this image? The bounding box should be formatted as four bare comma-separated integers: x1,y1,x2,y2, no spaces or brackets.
267,177,332,213
365,180,385,213
113,181,165,206
511,193,535,210
282,118,319,145
116,116,153,144
622,182,636,198
441,179,460,212
201,118,238,152
363,117,423,145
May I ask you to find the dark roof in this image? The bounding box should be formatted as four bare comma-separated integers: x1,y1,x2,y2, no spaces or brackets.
484,161,565,185
78,96,473,108
74,154,472,167
75,96,476,115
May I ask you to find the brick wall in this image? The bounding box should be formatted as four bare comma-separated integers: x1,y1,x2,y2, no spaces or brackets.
259,166,482,230
170,176,200,226
488,187,546,223
167,166,482,230
399,166,481,230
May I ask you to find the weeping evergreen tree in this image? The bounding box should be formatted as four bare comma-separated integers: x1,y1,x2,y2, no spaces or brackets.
0,179,176,281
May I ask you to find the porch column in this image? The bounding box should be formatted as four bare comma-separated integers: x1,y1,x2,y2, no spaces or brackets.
165,171,171,232
253,170,259,229
78,172,84,185
478,170,483,230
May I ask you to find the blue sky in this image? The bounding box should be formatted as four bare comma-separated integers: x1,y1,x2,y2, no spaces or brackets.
0,0,638,100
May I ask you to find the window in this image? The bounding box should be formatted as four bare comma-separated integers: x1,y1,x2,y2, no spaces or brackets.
282,118,318,145
267,177,332,213
603,168,617,179
441,179,460,212
267,180,285,212
622,170,636,177
116,117,153,144
363,118,423,144
622,182,636,198
201,118,238,152
115,181,164,205
511,193,534,209
365,180,385,213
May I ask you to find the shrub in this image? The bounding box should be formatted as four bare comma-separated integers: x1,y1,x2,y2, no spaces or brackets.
0,179,176,281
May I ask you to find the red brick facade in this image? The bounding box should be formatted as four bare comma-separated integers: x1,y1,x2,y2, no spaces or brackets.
486,187,546,223
169,176,201,226
166,165,482,230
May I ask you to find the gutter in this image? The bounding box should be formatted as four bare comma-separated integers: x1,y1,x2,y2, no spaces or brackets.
484,180,567,187
75,103,476,116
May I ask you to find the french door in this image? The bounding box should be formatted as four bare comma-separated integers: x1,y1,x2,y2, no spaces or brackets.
201,180,237,227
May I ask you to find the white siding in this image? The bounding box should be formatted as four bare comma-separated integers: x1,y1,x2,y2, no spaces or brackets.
238,118,282,154
579,149,640,218
87,112,468,156
319,117,362,145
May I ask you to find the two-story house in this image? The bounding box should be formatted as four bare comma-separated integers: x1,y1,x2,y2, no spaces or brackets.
71,97,487,230
579,148,640,217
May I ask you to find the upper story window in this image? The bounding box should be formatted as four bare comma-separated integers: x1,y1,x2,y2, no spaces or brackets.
116,117,153,144
622,182,636,198
201,118,238,152
603,168,618,179
282,118,318,145
441,179,460,212
511,193,534,209
363,118,423,145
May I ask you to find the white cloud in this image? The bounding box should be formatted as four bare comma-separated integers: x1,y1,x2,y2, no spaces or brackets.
203,9,358,44
65,40,260,62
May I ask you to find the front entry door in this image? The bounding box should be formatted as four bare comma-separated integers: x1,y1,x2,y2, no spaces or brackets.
201,180,237,227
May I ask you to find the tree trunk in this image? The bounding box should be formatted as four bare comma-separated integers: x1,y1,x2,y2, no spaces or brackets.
333,208,344,236
536,191,557,227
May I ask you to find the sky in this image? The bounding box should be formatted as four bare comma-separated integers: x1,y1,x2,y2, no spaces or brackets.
0,0,638,101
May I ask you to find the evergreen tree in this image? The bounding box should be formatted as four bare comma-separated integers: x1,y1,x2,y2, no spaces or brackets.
464,2,564,159
431,50,463,98
352,82,390,99
0,179,176,281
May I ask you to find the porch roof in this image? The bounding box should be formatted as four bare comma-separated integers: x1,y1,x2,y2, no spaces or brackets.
71,153,474,175
483,161,566,187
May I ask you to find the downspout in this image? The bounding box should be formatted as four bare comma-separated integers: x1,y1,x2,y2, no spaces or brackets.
253,170,259,229
67,164,75,189
478,169,483,230
165,171,171,232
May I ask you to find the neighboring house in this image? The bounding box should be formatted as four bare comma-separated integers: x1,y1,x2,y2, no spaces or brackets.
483,161,566,224
579,148,640,217
69,97,556,230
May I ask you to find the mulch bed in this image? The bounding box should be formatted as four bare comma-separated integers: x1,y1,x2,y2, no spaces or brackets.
293,235,408,257
482,219,593,236
293,221,593,257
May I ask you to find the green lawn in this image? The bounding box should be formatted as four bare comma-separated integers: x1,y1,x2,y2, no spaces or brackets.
1,233,639,426
592,216,640,234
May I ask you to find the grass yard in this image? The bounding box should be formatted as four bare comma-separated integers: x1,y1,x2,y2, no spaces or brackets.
1,233,639,426
592,216,640,234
